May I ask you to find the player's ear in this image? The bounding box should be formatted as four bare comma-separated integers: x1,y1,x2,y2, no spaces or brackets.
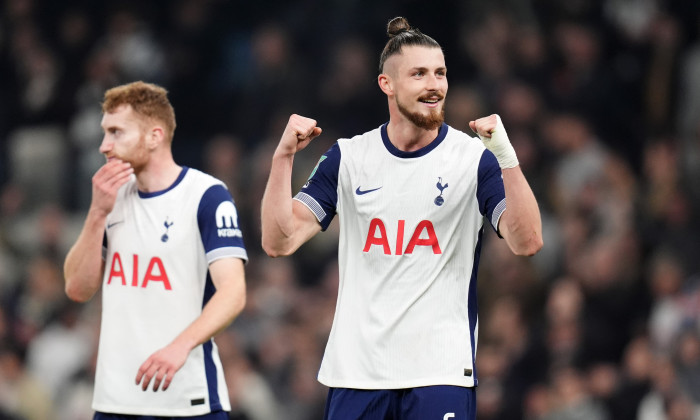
148,126,165,150
378,73,394,96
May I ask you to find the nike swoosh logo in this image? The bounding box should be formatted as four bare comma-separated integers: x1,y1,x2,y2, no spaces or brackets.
355,186,382,195
107,221,124,229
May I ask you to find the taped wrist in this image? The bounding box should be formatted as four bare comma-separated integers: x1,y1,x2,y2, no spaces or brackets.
478,115,519,169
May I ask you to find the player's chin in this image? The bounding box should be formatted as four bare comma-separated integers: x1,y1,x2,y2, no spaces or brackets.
420,106,444,119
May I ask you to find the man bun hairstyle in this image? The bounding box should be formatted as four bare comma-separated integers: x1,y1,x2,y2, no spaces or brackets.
102,81,177,141
378,17,441,73
387,16,411,37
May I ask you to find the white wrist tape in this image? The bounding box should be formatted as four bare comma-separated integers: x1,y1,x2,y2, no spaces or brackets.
478,115,519,169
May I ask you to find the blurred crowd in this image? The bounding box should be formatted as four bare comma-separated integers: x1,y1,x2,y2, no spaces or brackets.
1,0,700,419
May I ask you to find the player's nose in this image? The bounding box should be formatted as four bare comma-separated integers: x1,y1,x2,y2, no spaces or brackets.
99,135,112,154
425,73,442,91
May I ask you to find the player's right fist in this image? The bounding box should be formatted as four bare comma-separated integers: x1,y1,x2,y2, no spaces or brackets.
278,114,322,155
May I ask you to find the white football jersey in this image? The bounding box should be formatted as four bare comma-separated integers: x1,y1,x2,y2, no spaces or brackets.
94,167,247,416
295,123,505,389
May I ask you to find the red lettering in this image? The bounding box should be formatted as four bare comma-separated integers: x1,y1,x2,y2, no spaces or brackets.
131,254,139,287
405,220,442,254
363,218,391,254
363,219,442,255
106,253,172,290
107,252,126,285
142,257,172,290
396,220,405,256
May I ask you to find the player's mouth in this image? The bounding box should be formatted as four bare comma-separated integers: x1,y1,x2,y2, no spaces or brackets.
105,154,121,163
418,94,444,108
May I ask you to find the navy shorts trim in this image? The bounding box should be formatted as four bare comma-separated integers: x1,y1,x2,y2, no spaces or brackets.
94,410,228,420
323,386,476,420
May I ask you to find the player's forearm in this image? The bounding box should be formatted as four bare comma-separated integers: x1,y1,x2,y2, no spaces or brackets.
500,166,543,256
64,209,107,302
171,272,246,352
261,152,298,256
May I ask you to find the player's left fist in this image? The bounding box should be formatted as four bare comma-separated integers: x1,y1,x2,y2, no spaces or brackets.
469,114,498,139
469,114,519,169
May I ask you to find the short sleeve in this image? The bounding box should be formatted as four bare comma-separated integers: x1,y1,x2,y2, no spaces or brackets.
294,143,341,231
197,184,248,263
476,150,506,235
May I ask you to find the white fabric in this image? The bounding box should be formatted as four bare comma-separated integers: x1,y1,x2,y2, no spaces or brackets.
93,168,234,416
315,126,492,389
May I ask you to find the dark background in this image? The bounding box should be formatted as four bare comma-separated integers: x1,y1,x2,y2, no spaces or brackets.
1,0,700,419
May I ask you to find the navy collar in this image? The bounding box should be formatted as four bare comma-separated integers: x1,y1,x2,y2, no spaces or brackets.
138,166,189,198
381,122,448,158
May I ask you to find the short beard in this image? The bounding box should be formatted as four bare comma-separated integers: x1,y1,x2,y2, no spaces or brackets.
120,134,150,173
396,96,445,131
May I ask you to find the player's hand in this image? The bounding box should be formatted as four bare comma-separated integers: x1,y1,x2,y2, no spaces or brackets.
469,114,519,169
91,159,133,215
135,342,190,392
469,114,498,139
276,114,322,156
